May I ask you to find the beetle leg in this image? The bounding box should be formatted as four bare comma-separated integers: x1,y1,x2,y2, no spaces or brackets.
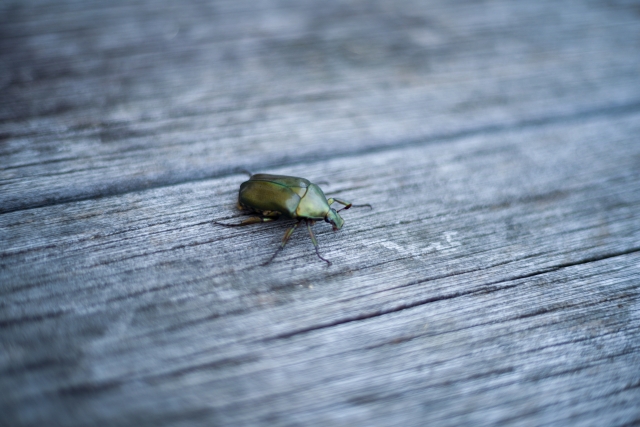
214,212,280,227
350,203,372,210
328,198,372,212
214,217,275,227
305,219,331,266
327,198,352,212
263,220,302,265
327,197,352,210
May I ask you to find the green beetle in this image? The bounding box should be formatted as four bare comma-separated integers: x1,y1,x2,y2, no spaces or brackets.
215,173,370,265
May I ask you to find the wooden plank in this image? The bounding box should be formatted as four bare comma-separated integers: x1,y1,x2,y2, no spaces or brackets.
2,0,640,213
2,0,640,426
2,110,640,425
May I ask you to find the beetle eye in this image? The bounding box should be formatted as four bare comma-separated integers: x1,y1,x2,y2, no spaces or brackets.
324,218,330,223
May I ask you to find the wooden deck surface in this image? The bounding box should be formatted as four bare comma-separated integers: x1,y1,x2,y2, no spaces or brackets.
2,1,640,426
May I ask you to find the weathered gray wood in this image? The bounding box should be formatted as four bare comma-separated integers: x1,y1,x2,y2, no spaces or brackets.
1,1,640,426
2,0,640,213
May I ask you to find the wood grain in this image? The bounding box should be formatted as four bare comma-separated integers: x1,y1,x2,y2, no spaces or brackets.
1,0,639,426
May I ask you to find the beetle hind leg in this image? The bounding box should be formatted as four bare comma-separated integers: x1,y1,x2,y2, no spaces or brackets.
214,216,275,227
214,211,280,227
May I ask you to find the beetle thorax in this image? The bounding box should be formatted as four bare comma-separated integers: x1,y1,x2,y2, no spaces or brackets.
295,184,332,220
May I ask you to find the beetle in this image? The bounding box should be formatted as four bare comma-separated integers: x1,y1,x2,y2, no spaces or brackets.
215,173,370,265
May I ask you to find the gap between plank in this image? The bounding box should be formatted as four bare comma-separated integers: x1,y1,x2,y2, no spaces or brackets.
264,246,640,340
2,99,640,215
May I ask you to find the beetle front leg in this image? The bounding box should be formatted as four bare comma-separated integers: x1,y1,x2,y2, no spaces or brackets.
306,219,331,266
263,220,302,266
328,198,372,212
326,198,351,210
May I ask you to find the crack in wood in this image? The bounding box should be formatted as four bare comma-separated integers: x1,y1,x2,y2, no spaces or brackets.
3,100,640,215
265,247,640,340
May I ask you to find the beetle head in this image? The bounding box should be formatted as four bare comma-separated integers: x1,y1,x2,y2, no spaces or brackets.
325,208,344,231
